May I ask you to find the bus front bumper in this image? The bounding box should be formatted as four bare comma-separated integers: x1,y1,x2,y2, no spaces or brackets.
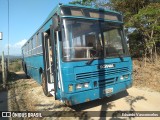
62,80,132,106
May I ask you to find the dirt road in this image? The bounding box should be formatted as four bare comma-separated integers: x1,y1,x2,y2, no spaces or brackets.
0,72,160,120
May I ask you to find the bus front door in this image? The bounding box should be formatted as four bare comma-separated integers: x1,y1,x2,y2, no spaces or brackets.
42,30,56,97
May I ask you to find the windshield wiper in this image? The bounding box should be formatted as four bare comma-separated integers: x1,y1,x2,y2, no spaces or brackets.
86,50,100,65
118,53,124,62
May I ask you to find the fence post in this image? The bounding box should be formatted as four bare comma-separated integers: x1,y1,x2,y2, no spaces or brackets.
2,51,6,89
5,58,8,79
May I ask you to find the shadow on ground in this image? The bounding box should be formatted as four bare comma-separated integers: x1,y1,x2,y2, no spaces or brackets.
110,96,147,120
71,90,129,111
71,90,147,120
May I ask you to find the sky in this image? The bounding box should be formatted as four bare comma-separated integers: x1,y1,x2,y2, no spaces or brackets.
0,0,73,56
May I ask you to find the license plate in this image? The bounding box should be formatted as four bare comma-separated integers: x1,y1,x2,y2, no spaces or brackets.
104,88,113,94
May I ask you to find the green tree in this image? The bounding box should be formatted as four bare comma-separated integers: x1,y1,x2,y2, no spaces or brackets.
69,0,96,6
109,0,151,24
129,3,160,63
128,30,144,58
69,0,109,8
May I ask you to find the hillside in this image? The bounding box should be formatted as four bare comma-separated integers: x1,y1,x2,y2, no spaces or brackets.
0,55,22,62
0,55,22,59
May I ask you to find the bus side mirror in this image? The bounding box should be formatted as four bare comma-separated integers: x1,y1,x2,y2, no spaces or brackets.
52,15,60,31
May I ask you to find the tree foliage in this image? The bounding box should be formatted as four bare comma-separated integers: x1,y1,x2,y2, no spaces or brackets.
109,0,151,24
128,30,144,57
129,3,160,62
69,0,109,8
69,0,96,6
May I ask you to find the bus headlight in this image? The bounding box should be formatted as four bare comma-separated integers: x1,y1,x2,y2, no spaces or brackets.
84,82,89,88
76,84,82,89
69,84,73,92
124,74,129,79
120,76,124,80
120,74,129,80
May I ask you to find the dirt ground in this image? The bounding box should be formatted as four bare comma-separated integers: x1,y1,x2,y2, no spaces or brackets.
133,59,160,92
0,59,160,120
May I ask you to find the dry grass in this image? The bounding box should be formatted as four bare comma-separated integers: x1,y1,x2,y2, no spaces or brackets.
133,58,160,92
7,73,39,111
9,59,22,72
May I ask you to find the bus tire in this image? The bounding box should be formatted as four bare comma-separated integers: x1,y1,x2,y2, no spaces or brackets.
24,65,30,79
41,73,51,97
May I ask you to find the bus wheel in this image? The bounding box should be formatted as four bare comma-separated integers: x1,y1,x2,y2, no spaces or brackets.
41,73,51,97
24,65,30,79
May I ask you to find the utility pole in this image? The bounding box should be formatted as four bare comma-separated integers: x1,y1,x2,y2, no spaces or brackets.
8,0,10,68
0,32,3,84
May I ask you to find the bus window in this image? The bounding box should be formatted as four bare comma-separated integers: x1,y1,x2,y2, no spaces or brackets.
62,19,103,61
103,29,124,56
37,32,42,54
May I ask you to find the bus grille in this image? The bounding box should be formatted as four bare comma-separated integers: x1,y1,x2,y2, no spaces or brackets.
76,67,129,80
98,78,115,86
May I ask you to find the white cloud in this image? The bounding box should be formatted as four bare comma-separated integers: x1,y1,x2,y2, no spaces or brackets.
4,39,27,55
6,39,27,49
14,39,27,48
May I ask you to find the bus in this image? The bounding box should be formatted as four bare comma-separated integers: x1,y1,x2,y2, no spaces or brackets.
22,3,132,106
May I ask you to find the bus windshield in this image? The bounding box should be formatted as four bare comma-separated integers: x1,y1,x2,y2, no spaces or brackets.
62,19,126,61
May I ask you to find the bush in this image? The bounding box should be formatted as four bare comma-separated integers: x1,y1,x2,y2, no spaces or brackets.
9,59,22,72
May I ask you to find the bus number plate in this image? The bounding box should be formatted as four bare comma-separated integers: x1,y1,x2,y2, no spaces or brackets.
104,88,113,94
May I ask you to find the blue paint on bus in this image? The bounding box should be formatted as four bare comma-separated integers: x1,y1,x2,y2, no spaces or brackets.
24,55,43,84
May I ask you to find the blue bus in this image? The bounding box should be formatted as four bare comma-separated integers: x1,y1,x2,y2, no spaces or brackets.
22,3,132,106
